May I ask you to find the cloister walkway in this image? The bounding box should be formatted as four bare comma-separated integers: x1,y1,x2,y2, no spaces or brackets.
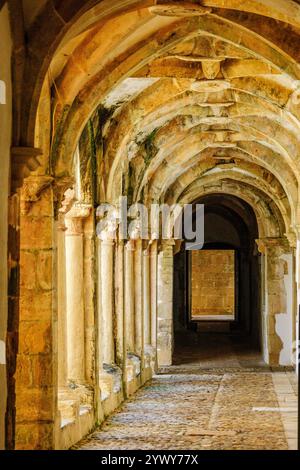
75,335,297,450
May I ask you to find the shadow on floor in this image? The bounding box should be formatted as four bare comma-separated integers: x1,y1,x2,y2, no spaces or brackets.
172,330,266,369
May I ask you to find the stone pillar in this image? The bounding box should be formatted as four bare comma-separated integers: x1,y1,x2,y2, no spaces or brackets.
157,239,175,367
150,240,158,349
99,238,115,365
124,240,135,354
15,176,58,449
83,213,96,383
134,239,143,356
115,240,124,365
57,216,67,388
143,245,151,347
256,237,291,365
65,204,90,383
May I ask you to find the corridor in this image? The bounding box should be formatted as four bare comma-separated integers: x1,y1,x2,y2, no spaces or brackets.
75,338,297,450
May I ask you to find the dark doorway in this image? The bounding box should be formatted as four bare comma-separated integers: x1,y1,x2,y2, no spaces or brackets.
173,194,262,367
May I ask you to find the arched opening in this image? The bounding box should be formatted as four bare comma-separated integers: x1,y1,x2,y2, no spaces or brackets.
173,194,261,367
3,0,299,451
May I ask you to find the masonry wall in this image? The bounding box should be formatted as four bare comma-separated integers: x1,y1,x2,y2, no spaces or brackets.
191,250,235,318
0,3,12,450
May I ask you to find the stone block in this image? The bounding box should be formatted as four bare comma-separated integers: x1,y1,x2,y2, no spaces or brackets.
19,289,53,321
15,422,54,450
15,387,54,422
20,216,53,250
20,251,36,289
31,354,54,387
15,354,32,387
18,321,52,354
37,250,53,290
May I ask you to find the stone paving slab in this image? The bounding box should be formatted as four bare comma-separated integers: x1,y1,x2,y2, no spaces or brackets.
74,370,294,450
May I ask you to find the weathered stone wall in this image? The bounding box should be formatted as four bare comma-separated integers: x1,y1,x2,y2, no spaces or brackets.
191,250,235,318
0,3,12,450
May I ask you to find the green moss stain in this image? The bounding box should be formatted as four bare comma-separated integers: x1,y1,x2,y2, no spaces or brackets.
143,129,158,167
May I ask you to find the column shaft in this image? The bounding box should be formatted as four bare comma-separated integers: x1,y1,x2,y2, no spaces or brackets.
150,241,158,348
100,239,115,365
65,218,85,383
134,239,143,356
157,240,174,366
115,241,124,364
124,241,135,353
57,220,67,387
143,248,151,346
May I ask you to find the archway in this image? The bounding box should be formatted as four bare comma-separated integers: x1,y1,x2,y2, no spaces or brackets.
173,193,261,367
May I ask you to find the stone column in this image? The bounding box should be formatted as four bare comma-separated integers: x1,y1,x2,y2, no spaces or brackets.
134,239,143,356
65,204,90,383
150,240,158,349
124,240,135,354
57,215,67,388
115,240,124,365
99,238,115,365
157,239,175,367
83,213,96,383
256,237,291,365
143,245,151,347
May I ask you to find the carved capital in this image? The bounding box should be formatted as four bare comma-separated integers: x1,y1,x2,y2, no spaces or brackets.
65,203,92,235
256,237,290,255
158,238,176,253
53,178,75,216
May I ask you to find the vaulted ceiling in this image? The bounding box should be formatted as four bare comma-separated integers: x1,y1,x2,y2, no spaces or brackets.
18,0,300,241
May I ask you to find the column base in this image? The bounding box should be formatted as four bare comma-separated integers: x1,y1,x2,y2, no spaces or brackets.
56,383,94,449
99,364,123,416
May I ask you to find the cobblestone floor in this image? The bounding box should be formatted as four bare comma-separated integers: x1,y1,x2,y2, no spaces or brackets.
76,334,296,450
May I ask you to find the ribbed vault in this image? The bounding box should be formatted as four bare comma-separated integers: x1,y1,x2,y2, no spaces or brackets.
7,0,300,450
27,0,300,244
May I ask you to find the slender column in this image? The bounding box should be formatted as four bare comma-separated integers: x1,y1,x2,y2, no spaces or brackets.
115,240,124,365
157,239,175,366
57,216,67,387
100,238,115,365
124,240,135,353
83,214,96,383
134,239,143,356
150,241,158,349
143,245,151,347
65,205,90,383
